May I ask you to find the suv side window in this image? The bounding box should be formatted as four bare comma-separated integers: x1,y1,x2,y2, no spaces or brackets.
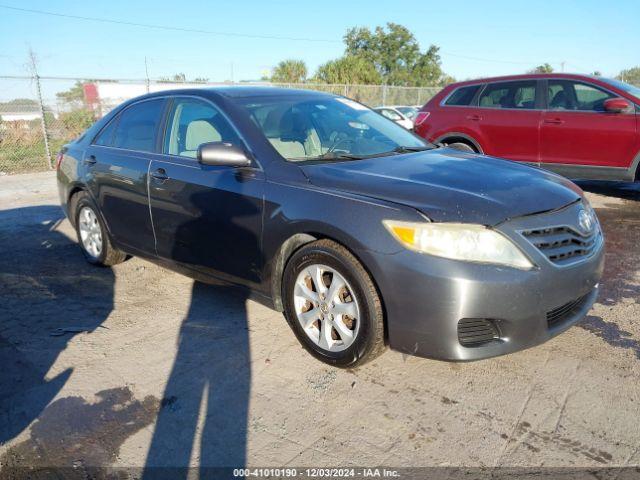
112,99,164,152
164,98,241,158
444,85,481,106
548,80,615,112
478,81,537,109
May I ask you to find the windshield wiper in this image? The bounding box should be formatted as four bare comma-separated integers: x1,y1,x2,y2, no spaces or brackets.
312,152,370,161
391,145,435,154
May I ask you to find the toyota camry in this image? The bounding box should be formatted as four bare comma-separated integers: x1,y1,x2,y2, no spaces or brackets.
57,87,604,367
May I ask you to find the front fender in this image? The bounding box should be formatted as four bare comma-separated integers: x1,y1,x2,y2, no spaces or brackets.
260,180,425,300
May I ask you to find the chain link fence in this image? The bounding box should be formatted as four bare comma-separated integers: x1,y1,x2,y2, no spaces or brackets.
0,75,440,175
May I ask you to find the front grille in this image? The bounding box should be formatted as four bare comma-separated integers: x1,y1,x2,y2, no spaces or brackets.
546,293,591,328
521,226,599,266
458,318,500,347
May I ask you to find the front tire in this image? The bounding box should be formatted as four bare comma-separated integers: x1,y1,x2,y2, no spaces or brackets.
73,192,126,266
282,239,386,367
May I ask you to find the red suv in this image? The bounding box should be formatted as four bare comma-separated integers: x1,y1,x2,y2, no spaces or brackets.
414,74,640,182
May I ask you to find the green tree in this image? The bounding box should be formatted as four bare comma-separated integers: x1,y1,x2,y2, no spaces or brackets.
528,63,554,74
158,73,187,83
618,67,640,85
56,81,87,107
0,98,39,108
314,56,381,84
342,23,447,86
271,59,307,83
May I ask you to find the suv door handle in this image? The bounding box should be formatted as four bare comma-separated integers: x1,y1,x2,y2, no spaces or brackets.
466,114,482,121
151,168,168,181
84,155,97,165
543,118,564,125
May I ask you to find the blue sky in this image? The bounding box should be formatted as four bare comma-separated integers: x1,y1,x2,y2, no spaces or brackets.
0,0,638,91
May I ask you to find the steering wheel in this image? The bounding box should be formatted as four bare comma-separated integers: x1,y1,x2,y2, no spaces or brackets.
327,137,354,154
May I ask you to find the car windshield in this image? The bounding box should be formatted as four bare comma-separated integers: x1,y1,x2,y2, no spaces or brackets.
396,106,418,119
599,77,640,101
239,96,431,162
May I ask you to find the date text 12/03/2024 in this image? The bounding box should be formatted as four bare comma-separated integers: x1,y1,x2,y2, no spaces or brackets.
232,468,400,477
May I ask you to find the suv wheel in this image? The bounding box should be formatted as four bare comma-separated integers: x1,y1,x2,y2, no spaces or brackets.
445,141,476,153
73,192,126,266
282,239,386,367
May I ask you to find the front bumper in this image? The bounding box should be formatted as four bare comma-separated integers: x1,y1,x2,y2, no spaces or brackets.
358,202,605,361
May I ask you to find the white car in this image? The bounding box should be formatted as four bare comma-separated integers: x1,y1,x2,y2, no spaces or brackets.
373,106,417,130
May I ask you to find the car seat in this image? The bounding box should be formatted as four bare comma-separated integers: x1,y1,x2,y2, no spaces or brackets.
180,120,221,158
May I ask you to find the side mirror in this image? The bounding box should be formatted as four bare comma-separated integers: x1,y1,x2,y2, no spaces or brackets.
197,142,252,167
603,97,631,113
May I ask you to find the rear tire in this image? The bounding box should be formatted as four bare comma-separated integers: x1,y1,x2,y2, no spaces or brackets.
73,192,126,266
282,239,386,368
445,141,476,153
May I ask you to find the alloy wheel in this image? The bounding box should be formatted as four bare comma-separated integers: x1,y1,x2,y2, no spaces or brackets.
293,264,360,352
78,206,102,258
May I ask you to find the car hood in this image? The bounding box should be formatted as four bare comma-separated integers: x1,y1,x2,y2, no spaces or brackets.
300,148,583,225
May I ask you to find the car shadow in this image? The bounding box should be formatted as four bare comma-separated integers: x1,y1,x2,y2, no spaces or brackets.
575,180,640,202
142,282,251,478
573,181,640,357
143,186,259,477
0,205,115,446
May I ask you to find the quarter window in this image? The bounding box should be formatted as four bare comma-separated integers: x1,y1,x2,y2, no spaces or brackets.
93,117,118,147
164,98,241,158
548,80,615,112
444,85,481,106
112,99,164,152
479,81,537,109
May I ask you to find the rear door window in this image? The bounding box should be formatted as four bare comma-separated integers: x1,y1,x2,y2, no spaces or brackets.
444,85,481,106
478,81,537,109
112,99,164,152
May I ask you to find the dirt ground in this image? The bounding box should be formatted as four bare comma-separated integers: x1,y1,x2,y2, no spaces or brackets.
1,171,639,476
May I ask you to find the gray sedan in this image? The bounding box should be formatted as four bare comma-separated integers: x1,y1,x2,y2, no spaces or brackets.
57,87,604,367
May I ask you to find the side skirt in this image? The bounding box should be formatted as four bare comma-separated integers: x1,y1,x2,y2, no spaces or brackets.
539,162,636,182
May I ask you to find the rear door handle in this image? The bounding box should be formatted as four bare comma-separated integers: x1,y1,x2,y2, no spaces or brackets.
151,168,168,181
466,114,482,121
84,155,97,165
543,118,564,125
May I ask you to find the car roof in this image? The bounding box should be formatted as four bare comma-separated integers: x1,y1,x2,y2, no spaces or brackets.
447,73,604,88
139,85,335,101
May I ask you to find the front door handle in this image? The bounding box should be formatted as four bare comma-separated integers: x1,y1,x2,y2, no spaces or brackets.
543,118,564,125
466,114,482,121
84,155,97,165
151,168,168,181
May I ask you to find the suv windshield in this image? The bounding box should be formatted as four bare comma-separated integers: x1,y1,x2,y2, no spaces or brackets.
239,96,430,162
599,77,640,101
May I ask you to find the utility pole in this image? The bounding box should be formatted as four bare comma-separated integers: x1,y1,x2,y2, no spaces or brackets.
144,56,150,93
28,48,52,169
561,61,565,73
230,62,234,84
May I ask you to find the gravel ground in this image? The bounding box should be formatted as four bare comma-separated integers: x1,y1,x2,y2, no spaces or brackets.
0,171,639,476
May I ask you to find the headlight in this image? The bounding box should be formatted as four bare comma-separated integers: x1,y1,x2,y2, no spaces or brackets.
383,220,534,269
582,198,600,231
